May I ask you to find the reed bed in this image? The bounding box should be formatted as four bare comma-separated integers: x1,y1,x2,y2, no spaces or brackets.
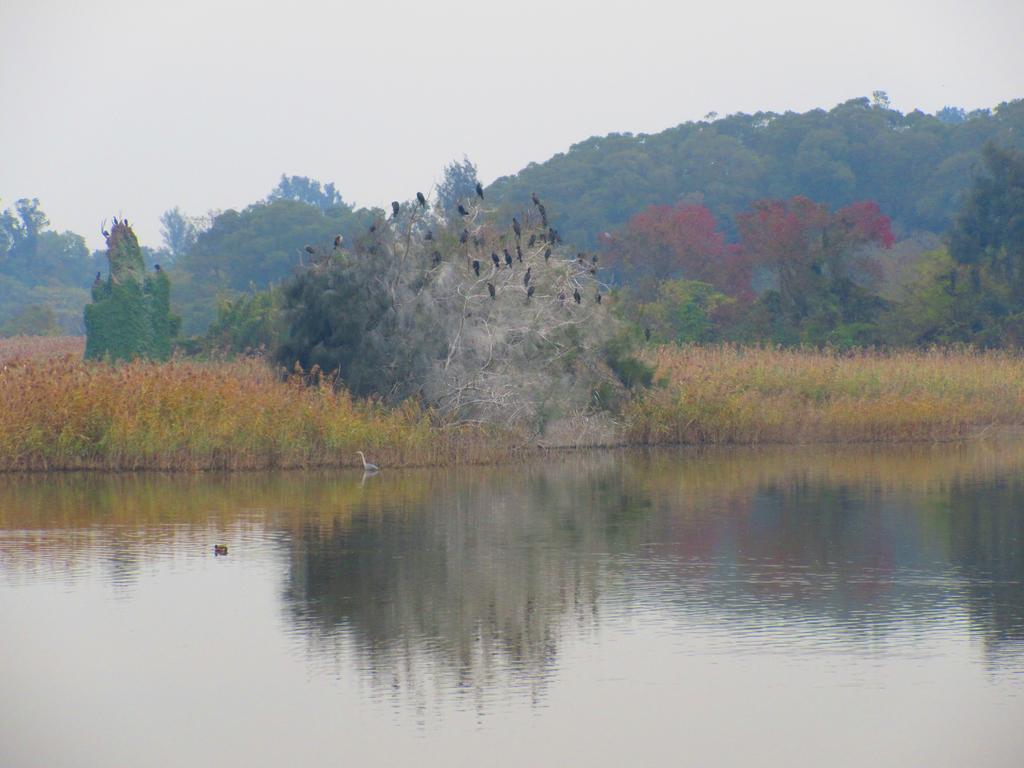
4,341,1024,472
625,345,1024,444
0,335,84,363
0,356,508,471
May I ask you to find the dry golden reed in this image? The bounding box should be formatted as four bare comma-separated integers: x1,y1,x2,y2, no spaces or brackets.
625,345,1024,445
0,356,507,471
0,335,85,363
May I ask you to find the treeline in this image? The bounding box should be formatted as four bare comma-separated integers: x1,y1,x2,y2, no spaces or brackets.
488,96,1024,247
3,97,1023,344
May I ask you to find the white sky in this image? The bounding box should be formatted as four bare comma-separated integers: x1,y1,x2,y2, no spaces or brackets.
2,0,1023,250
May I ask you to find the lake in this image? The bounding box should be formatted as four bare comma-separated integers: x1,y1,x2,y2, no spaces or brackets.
2,444,1023,767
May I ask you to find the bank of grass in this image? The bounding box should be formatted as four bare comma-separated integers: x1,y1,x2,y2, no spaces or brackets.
0,356,507,471
0,335,84,363
4,342,1024,471
626,345,1024,444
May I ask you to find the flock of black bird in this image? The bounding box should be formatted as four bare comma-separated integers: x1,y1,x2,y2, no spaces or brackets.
302,186,604,307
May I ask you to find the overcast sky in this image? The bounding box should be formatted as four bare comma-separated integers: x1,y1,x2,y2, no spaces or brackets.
2,0,1022,250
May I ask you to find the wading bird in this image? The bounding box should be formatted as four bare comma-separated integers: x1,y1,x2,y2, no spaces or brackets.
357,451,379,473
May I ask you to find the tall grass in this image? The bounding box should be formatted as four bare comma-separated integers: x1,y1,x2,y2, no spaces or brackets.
0,335,84,363
0,356,507,471
4,342,1024,472
625,345,1024,444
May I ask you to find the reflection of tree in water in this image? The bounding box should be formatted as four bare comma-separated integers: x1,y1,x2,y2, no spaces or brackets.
945,476,1024,657
284,446,1024,710
284,455,649,714
3,442,1023,708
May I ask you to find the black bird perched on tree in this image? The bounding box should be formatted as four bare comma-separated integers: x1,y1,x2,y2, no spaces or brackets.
460,229,469,244
538,204,547,226
334,234,343,248
94,271,101,284
591,254,598,264
595,292,602,304
544,247,551,262
473,235,483,247
528,234,536,247
458,204,469,217
369,223,377,233
527,285,535,299
391,201,401,218
573,288,581,304
476,181,484,199
512,217,521,238
549,227,559,244
155,264,162,272
424,230,433,241
432,250,442,266
417,191,427,208
305,245,316,255
487,282,496,299
504,249,513,268
491,252,501,268
472,259,481,276
532,192,541,206
523,267,531,287
102,228,110,238
558,290,566,304
644,326,652,341
516,245,523,262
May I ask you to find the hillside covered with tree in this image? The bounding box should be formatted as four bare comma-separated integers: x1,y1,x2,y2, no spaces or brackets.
487,96,1024,248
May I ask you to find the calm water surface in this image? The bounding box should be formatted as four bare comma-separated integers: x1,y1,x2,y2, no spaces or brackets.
2,445,1023,767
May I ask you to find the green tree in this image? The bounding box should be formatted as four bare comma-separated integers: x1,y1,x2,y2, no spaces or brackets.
84,220,179,361
171,198,374,334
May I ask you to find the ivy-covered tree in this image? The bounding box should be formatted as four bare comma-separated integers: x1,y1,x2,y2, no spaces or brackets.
84,219,179,361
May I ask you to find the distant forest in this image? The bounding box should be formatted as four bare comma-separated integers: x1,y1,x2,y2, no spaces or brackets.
488,96,1024,246
2,95,1022,339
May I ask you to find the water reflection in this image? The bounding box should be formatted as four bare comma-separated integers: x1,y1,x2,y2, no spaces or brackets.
2,442,1024,713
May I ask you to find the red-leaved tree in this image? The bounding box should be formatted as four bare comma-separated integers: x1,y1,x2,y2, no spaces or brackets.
737,196,894,325
600,204,751,299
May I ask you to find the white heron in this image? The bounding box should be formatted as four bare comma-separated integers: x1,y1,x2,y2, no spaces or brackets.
356,451,379,473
